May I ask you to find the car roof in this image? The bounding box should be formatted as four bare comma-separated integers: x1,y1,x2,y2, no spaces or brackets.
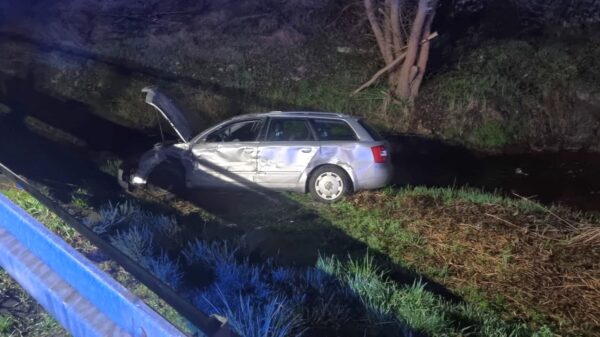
230,111,355,120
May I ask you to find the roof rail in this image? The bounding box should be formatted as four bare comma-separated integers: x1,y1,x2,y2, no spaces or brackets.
268,111,347,117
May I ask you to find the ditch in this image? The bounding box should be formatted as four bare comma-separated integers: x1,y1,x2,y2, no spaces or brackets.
0,88,598,336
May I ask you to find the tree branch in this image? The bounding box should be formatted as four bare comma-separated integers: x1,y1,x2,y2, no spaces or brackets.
390,0,404,57
351,32,438,95
364,0,392,65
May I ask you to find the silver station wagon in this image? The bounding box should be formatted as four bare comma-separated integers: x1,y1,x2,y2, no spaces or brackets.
119,87,393,202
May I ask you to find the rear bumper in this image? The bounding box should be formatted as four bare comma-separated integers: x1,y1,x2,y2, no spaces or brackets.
354,163,393,191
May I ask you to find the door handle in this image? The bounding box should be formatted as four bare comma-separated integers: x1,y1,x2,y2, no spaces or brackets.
243,147,255,153
301,148,313,153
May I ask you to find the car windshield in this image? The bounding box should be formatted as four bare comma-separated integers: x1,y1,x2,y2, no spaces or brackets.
206,119,263,142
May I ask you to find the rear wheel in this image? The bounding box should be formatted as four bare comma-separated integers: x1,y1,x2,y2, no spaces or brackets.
308,165,351,203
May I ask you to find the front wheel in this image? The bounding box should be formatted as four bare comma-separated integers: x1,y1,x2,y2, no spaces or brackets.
149,161,186,194
308,165,352,203
117,160,139,192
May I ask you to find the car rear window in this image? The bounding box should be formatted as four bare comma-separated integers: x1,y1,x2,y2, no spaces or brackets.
358,119,384,141
311,119,357,141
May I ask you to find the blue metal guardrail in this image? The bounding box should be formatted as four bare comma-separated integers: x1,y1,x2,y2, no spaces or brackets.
0,192,188,337
0,162,235,337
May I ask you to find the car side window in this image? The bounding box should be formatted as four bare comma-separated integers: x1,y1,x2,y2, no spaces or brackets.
206,119,263,142
266,119,314,141
311,119,357,141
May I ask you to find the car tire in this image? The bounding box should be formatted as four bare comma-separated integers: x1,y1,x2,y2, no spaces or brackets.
149,161,186,194
117,161,139,193
308,165,352,203
117,168,129,189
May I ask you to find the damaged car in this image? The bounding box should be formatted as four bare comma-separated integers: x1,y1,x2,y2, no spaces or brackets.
118,87,393,203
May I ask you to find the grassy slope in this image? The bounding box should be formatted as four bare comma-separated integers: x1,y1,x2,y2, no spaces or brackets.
0,183,560,337
2,1,599,152
3,178,598,336
305,187,600,336
83,190,557,337
415,38,600,150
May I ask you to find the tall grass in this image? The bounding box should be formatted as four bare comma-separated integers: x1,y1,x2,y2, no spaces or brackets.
0,315,13,334
341,254,396,323
320,254,554,337
199,288,304,337
141,251,183,289
93,201,184,289
110,225,154,262
90,200,554,337
389,185,544,212
187,241,306,337
87,201,179,235
1,188,77,240
98,158,122,177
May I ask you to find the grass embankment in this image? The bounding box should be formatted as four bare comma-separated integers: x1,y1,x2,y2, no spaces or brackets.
0,187,190,336
417,39,600,150
3,183,596,336
314,186,599,336
79,191,559,337
89,205,542,337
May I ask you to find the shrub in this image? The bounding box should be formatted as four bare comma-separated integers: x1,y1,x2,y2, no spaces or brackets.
199,287,304,337
182,240,237,266
88,201,142,234
471,121,510,149
110,225,153,262
141,251,183,289
90,201,181,236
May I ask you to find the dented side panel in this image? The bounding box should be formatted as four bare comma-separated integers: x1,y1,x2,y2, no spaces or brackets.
132,140,391,192
256,142,320,189
189,142,258,187
128,115,393,193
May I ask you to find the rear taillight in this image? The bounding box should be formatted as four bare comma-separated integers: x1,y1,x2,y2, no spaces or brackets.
371,145,388,163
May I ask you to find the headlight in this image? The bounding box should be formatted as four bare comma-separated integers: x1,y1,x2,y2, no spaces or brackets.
131,176,147,185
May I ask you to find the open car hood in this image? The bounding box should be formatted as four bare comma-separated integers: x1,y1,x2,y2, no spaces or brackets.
142,86,201,143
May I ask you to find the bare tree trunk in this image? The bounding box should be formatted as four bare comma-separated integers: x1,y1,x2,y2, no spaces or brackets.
390,0,404,56
410,0,437,97
359,0,437,103
364,0,393,65
396,0,428,98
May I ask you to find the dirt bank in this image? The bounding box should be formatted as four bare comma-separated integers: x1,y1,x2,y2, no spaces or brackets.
1,0,599,153
341,189,600,336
